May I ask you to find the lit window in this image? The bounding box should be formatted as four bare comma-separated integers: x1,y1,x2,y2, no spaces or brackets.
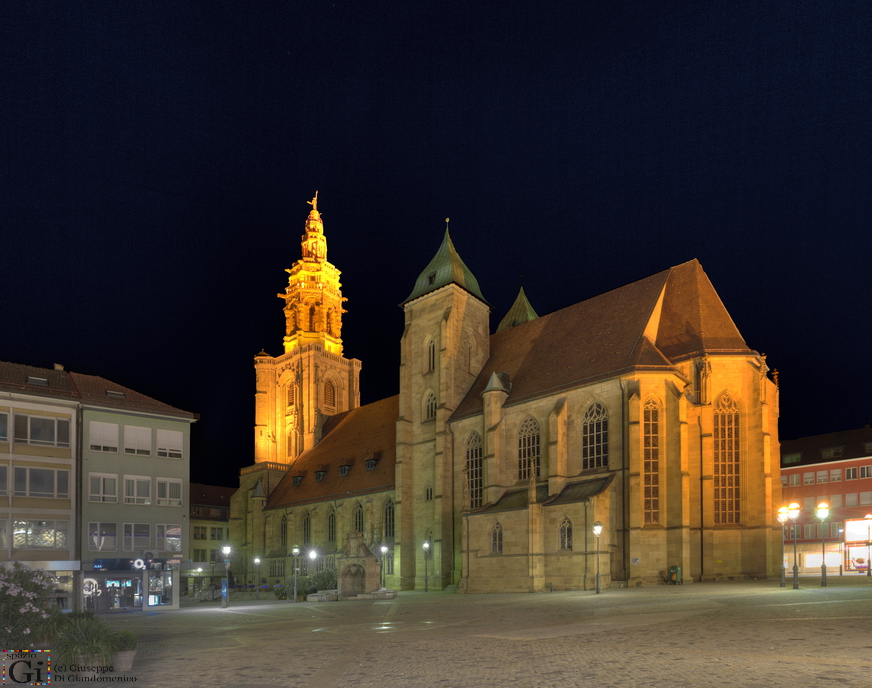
157,524,182,552
13,519,68,549
582,403,608,470
782,452,802,464
822,447,843,459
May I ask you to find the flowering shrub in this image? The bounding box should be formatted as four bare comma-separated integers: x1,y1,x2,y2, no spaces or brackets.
0,561,55,650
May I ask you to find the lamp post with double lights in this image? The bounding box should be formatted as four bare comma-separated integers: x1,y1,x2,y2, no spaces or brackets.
380,545,388,589
776,506,789,587
422,541,431,592
866,514,872,577
787,502,801,589
592,521,603,594
254,558,261,599
222,545,231,608
291,545,300,602
815,502,829,587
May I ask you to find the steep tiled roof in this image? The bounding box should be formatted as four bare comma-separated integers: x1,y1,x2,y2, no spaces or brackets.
190,483,237,506
401,230,488,306
0,360,196,418
265,395,399,509
452,259,751,420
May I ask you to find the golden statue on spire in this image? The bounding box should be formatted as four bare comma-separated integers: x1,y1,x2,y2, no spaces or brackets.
307,190,319,213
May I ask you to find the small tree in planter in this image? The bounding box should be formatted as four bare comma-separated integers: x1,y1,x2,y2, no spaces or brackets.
53,615,115,676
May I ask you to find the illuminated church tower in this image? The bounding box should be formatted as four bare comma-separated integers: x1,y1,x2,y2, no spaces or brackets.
253,193,361,464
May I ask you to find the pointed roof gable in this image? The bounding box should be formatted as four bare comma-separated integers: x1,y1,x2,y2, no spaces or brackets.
496,287,539,333
452,260,753,420
654,259,750,361
401,229,488,306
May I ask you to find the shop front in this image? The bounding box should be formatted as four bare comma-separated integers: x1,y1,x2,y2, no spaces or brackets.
86,558,180,611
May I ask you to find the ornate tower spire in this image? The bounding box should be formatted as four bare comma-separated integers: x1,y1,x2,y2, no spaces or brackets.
278,192,346,355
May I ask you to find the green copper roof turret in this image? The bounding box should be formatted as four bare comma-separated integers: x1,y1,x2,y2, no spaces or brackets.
402,227,489,306
496,286,539,332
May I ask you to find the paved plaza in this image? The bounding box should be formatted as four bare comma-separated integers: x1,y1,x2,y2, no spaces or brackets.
79,576,871,688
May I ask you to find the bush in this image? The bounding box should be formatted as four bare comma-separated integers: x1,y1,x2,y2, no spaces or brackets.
112,630,138,652
53,615,115,667
309,569,337,592
0,561,56,650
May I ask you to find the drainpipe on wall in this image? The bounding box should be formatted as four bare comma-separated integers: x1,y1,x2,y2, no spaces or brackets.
621,381,629,582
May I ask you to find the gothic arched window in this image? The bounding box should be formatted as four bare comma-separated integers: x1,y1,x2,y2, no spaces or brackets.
559,518,572,551
324,380,336,409
280,514,288,548
582,402,609,470
643,398,660,525
302,512,311,546
384,499,395,539
518,416,540,480
424,392,437,420
492,522,503,554
327,508,336,544
308,305,317,331
714,393,741,524
426,339,436,372
353,503,364,534
466,432,483,509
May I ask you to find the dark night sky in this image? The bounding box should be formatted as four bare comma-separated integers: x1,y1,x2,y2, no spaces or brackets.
4,1,870,487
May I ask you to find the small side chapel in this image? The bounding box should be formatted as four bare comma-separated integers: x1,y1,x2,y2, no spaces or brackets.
230,195,782,592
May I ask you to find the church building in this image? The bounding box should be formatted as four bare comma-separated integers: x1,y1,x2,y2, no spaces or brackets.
230,195,782,592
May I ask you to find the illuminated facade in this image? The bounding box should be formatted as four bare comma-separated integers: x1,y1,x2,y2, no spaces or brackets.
231,198,783,591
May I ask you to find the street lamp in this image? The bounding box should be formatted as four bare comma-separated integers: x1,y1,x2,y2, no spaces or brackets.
787,502,800,589
210,560,216,589
815,502,829,587
291,545,300,603
380,545,388,589
776,507,789,587
222,545,231,609
254,558,261,599
592,521,603,594
422,541,430,592
865,514,872,578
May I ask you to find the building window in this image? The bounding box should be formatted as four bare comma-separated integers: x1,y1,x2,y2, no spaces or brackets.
89,421,118,452
518,416,541,480
88,522,117,551
157,479,183,506
0,466,6,495
13,519,68,549
559,518,572,551
861,491,872,506
14,467,70,498
353,504,364,534
803,497,814,510
492,522,503,554
315,470,326,481
210,527,224,540
713,393,740,524
426,340,436,372
324,380,336,409
157,524,182,552
327,509,336,544
124,426,152,456
829,494,843,508
193,526,206,540
269,560,286,577
366,457,378,470
817,471,828,484
861,466,872,479
803,472,814,485
788,474,800,486
339,464,351,476
384,499,395,539
822,447,843,459
424,393,437,421
384,552,394,575
782,452,802,464
122,523,151,551
582,403,609,470
830,469,842,482
803,524,815,539
293,475,303,486
156,429,183,458
830,522,842,538
13,415,70,447
846,467,858,480
124,476,151,505
0,412,7,442
193,549,207,561
424,485,433,500
467,432,483,509
280,515,288,547
302,512,311,545
89,474,118,503
846,493,858,507
643,398,660,525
